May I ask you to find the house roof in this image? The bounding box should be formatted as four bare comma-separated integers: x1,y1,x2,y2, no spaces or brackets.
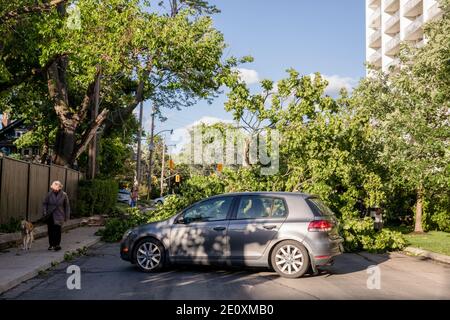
0,119,25,138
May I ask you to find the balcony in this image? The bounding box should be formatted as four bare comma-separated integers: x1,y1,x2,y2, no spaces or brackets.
385,34,400,56
368,0,381,9
428,2,443,20
369,29,382,48
384,0,399,13
369,49,382,67
385,11,400,34
404,15,423,41
369,8,381,28
404,0,423,18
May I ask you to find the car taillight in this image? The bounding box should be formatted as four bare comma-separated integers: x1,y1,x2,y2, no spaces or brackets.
308,220,333,232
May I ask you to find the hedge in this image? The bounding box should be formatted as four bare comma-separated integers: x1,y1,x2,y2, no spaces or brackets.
76,179,118,217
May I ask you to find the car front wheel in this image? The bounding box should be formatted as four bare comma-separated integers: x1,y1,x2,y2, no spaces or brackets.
133,238,165,272
271,240,309,278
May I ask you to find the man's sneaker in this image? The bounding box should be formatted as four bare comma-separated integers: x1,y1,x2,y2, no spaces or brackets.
48,246,54,251
54,246,61,251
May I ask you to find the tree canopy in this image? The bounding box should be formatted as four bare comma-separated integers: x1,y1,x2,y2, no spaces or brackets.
0,0,245,167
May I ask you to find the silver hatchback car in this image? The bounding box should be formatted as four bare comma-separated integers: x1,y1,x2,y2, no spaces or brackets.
120,192,344,278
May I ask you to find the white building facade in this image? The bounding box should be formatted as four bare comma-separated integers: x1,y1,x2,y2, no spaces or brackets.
366,0,443,73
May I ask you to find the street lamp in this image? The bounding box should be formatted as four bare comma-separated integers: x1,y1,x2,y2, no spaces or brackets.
148,129,173,151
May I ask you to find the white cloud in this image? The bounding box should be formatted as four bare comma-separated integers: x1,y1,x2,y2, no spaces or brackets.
169,116,234,154
314,74,358,97
186,116,234,129
234,68,260,85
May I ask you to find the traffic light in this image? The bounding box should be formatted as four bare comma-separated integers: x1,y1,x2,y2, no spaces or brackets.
217,163,223,172
175,174,181,183
169,159,175,170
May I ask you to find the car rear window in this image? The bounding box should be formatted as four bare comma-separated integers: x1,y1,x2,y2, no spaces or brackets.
306,197,335,217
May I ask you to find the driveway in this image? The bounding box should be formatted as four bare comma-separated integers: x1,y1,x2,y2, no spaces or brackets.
1,243,449,300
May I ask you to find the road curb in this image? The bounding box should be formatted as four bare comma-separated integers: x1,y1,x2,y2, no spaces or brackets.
0,235,101,295
402,246,450,265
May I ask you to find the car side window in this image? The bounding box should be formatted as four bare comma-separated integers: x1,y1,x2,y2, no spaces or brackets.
236,196,287,219
272,198,288,217
183,197,233,223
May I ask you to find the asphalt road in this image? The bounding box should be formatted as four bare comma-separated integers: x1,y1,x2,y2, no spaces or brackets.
1,243,449,300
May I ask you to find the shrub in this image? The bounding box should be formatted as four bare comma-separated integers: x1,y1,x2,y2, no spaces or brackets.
0,217,21,233
97,207,150,242
97,218,133,242
341,217,406,253
431,212,450,232
110,202,130,217
77,179,118,217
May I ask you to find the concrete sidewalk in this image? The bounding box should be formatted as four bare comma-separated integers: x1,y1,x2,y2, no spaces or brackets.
0,226,101,294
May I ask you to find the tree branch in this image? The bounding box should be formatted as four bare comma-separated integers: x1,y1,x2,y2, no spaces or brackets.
103,58,153,133
72,108,110,161
76,69,101,123
0,0,68,23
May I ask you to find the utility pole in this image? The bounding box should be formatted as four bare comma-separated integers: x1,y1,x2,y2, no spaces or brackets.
166,144,176,194
160,139,166,197
87,66,101,180
146,106,156,200
136,100,144,187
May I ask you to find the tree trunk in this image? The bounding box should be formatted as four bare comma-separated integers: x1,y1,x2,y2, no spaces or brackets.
53,122,77,166
40,136,50,164
414,185,424,233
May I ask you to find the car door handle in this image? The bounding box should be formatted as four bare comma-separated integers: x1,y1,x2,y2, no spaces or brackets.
263,225,277,230
213,226,226,231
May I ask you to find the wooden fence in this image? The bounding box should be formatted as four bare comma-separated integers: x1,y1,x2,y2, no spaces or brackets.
0,156,82,224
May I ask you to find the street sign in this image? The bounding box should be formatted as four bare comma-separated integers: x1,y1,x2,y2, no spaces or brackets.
169,159,175,170
217,163,223,172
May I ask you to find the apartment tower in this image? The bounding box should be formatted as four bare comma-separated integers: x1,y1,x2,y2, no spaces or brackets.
366,0,443,73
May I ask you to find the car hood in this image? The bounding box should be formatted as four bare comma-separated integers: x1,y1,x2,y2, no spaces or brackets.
134,214,177,233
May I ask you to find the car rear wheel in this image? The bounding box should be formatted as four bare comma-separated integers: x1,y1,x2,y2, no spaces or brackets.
133,238,165,273
271,240,309,278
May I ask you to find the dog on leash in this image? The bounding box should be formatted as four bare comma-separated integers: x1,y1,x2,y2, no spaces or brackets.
20,220,35,250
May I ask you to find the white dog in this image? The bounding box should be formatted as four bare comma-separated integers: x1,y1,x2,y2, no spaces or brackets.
20,220,35,250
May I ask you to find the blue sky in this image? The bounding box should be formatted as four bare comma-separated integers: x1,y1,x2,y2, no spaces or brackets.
143,0,366,152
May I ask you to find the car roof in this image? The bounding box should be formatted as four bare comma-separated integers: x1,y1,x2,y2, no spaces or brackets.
208,191,313,199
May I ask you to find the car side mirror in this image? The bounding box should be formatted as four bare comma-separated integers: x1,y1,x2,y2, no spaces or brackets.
177,216,187,224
